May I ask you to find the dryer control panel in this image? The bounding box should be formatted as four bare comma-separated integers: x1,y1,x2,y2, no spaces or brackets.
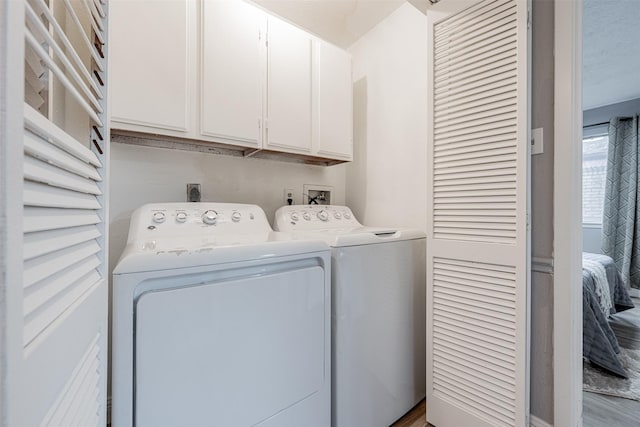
274,205,362,231
126,203,272,245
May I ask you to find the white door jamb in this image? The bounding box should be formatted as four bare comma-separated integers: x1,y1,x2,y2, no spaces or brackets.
553,0,583,426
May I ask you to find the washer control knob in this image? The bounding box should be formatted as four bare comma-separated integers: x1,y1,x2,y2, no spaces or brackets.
202,210,218,225
231,212,242,222
317,210,329,221
176,212,188,223
334,211,342,219
344,212,352,219
290,213,300,222
303,212,311,221
152,212,166,223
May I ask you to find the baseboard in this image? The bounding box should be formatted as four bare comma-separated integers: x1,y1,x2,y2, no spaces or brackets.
530,415,553,427
629,288,640,298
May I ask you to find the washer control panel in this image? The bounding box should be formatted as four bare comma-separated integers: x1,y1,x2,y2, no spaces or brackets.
274,205,361,231
127,203,271,245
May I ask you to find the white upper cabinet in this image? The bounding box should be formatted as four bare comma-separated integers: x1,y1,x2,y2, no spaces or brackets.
265,17,313,154
314,42,353,161
110,0,194,136
109,0,352,163
200,0,265,148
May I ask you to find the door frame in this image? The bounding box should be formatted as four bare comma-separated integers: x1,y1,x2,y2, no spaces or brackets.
553,0,583,426
0,0,25,424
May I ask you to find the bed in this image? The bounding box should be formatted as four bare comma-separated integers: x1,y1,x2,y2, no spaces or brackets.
582,252,635,377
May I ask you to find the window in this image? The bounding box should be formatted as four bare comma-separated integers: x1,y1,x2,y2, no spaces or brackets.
582,132,609,225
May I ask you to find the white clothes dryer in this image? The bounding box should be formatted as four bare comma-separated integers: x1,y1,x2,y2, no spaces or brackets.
111,203,331,427
274,205,426,427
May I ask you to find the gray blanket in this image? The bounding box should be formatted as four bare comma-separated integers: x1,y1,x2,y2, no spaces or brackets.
583,252,635,378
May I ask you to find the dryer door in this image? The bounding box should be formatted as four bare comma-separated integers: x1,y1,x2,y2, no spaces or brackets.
134,265,328,427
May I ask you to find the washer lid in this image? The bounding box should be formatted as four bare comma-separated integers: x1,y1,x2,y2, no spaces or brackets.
113,202,329,274
281,227,426,248
113,233,329,274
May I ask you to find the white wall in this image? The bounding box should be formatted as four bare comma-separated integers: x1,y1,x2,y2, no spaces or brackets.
347,3,428,232
109,142,346,275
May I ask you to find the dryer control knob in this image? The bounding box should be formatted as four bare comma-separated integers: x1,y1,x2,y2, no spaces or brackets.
334,212,342,219
303,212,311,221
317,210,329,221
291,213,300,222
202,210,218,225
152,212,166,223
344,212,352,219
231,212,242,223
176,212,188,223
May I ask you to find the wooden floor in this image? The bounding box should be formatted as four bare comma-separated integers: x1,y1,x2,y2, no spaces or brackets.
391,399,432,427
584,297,640,426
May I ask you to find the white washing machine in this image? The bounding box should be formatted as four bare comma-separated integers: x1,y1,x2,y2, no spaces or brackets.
111,203,331,427
274,205,426,427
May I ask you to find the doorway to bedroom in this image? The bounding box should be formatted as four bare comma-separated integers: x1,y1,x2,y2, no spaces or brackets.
581,0,640,424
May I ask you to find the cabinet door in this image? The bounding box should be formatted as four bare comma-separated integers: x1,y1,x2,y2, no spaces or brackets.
201,0,264,148
265,17,313,154
110,0,194,135
315,42,353,160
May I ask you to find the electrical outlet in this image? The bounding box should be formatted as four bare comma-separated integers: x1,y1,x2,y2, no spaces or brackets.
187,183,201,202
284,188,295,205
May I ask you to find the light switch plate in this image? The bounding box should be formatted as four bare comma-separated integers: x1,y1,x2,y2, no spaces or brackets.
531,127,543,155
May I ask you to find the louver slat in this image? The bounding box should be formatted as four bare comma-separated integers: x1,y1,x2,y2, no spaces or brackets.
435,68,517,102
435,54,517,92
24,104,101,167
434,167,516,182
24,207,101,233
24,156,102,195
435,112,517,138
24,130,101,180
435,4,516,52
434,181,516,192
434,0,510,36
435,367,515,413
24,181,101,209
433,349,515,394
434,124,516,147
436,26,517,72
435,33,516,74
23,271,101,346
435,136,516,156
42,335,101,426
24,255,101,316
24,225,101,260
434,102,517,131
435,77,517,111
24,240,101,289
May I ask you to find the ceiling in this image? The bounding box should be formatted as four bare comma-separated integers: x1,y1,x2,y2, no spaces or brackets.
583,0,640,110
251,0,406,48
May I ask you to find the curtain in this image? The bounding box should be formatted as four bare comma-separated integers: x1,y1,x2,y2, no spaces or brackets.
602,115,640,289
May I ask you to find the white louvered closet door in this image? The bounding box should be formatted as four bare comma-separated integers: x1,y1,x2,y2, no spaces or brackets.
3,0,108,425
426,0,530,426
